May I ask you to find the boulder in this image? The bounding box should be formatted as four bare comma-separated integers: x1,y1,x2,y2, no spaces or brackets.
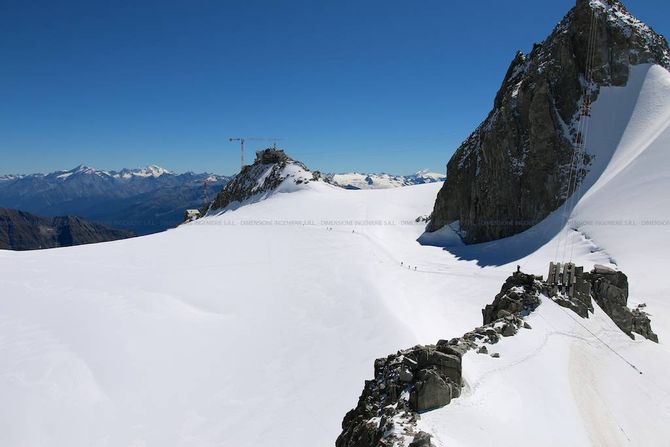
483,271,541,324
632,308,659,343
416,348,461,384
501,323,517,337
399,367,414,383
409,431,433,447
584,268,633,336
411,369,453,412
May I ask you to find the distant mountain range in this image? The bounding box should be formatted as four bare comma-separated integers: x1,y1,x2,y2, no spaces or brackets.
324,170,445,190
0,164,445,235
0,207,133,250
0,165,230,235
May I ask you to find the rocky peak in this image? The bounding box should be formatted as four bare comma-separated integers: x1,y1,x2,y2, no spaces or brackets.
207,147,319,212
427,0,669,243
254,148,290,165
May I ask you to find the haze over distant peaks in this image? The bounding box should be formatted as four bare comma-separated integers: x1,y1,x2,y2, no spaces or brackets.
325,170,445,190
0,165,230,235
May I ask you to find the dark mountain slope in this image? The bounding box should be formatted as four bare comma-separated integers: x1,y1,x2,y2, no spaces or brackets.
0,166,229,235
427,0,670,243
0,208,134,251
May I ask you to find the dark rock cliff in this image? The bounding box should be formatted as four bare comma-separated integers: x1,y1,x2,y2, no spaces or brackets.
0,208,134,251
427,0,670,243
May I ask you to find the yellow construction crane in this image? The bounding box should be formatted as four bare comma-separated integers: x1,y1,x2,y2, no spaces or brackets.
229,137,283,169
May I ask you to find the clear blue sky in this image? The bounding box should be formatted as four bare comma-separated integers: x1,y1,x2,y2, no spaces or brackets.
1,0,668,176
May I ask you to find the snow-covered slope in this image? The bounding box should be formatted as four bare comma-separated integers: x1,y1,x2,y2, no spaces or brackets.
416,63,670,446
0,66,669,446
326,170,445,190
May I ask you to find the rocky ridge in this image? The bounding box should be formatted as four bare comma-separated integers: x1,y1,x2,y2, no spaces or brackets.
337,265,657,446
0,208,134,250
207,148,321,212
427,0,670,243
336,271,543,447
551,264,659,342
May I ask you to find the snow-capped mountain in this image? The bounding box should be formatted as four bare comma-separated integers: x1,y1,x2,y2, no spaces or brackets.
114,165,173,178
0,165,229,235
46,164,175,180
208,148,321,213
325,170,445,190
427,0,670,244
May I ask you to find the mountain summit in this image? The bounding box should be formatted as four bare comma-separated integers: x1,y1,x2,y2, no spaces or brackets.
207,148,321,212
427,0,670,243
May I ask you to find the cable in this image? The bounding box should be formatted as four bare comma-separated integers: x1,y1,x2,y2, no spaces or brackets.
555,8,598,262
569,11,600,262
567,8,600,262
554,299,643,374
557,7,599,263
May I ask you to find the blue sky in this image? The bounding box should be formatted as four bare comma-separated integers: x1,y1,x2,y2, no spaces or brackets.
1,0,669,176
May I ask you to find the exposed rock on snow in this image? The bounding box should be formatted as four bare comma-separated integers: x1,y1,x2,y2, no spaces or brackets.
408,431,432,447
336,270,544,447
631,306,659,343
337,263,660,446
584,267,658,341
427,0,670,243
207,148,320,212
544,265,659,342
482,271,543,325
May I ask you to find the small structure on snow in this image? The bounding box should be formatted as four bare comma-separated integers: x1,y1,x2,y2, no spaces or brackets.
184,209,201,222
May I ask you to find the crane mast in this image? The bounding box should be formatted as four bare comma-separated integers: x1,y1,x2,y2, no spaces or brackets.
228,137,283,170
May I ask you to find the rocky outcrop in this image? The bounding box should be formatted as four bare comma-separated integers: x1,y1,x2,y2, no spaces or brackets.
337,265,658,446
581,266,658,341
0,208,134,251
631,305,658,343
583,265,631,331
336,271,543,447
427,0,670,243
546,264,658,342
482,271,543,324
207,148,320,212
336,343,462,447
